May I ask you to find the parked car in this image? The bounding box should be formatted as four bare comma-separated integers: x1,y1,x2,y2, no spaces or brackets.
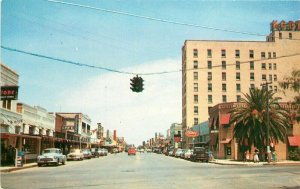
37,148,66,167
82,149,92,159
175,149,183,158
99,148,108,156
128,147,136,155
90,148,100,158
180,149,188,158
146,148,152,153
168,150,173,156
190,147,209,162
184,149,193,160
67,149,84,161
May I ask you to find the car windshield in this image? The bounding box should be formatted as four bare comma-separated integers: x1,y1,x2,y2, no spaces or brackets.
70,149,81,153
43,149,59,154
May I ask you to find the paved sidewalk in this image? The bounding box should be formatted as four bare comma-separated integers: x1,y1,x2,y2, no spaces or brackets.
0,163,37,173
211,159,300,166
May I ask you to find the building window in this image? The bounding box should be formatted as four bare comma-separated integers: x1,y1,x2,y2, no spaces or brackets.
268,52,271,59
279,32,282,39
194,83,198,92
194,118,199,126
274,86,278,92
194,95,198,103
193,49,198,57
194,106,198,114
261,52,266,59
221,49,226,57
250,84,255,89
194,72,198,80
269,74,273,81
269,85,273,91
236,61,240,70
289,33,292,39
222,72,226,81
250,61,254,70
208,83,212,92
237,95,241,102
208,95,213,104
193,60,198,69
273,52,276,58
273,63,277,70
262,74,266,81
235,50,240,58
236,72,240,81
207,49,212,57
207,61,212,69
269,63,272,70
222,95,227,103
208,72,212,81
250,72,255,81
249,50,254,58
261,63,266,70
236,83,241,92
222,61,226,70
274,74,277,81
222,83,227,92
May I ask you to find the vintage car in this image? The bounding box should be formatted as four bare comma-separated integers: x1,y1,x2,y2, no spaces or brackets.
82,149,92,159
37,148,66,167
190,147,209,162
128,147,136,155
67,149,84,161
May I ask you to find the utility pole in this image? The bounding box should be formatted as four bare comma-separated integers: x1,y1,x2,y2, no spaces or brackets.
261,82,272,163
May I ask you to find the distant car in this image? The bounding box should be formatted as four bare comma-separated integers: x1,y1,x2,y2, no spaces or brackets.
138,149,145,153
168,150,173,156
180,149,188,158
184,149,193,160
146,148,152,153
190,147,209,162
90,148,100,158
82,149,92,159
37,148,66,167
67,149,84,161
175,149,183,158
99,148,108,156
128,147,136,155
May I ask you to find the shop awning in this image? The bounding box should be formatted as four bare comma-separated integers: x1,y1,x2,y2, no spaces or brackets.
220,114,230,125
220,138,231,144
288,136,300,146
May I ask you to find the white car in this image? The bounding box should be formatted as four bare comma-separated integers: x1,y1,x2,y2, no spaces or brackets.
37,148,66,167
67,149,84,161
184,149,193,160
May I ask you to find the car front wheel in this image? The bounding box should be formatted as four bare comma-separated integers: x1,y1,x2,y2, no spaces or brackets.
62,159,66,165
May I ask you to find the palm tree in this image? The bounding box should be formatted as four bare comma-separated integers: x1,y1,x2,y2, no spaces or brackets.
279,69,300,114
229,88,290,150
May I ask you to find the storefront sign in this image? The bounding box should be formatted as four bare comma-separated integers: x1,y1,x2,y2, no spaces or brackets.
1,86,19,100
185,130,199,138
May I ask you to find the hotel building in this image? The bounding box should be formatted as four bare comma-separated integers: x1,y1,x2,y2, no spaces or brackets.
182,20,300,147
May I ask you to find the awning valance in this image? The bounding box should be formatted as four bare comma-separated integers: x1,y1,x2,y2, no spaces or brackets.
288,136,300,146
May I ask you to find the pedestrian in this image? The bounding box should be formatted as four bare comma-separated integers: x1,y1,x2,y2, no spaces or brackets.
246,151,250,162
7,145,15,165
254,149,259,163
18,147,25,166
272,150,277,163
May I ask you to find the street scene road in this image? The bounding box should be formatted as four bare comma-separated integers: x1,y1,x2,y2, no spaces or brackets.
1,153,300,189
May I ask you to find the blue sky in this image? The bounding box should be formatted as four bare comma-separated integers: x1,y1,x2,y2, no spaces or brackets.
1,0,300,145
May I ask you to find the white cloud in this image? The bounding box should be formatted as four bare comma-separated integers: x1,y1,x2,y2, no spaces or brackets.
58,58,182,145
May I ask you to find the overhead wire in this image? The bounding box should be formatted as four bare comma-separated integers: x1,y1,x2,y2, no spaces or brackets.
45,0,300,41
2,45,300,76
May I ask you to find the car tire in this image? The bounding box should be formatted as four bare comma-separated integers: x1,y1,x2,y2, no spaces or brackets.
62,159,66,165
38,163,42,167
56,160,59,166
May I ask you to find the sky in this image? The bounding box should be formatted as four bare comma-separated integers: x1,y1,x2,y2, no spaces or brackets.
1,0,300,145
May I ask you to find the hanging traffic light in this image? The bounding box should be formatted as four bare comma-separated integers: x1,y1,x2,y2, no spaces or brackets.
130,75,144,92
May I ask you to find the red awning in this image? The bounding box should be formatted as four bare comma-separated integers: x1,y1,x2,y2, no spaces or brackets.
288,136,300,146
220,114,230,125
220,138,231,144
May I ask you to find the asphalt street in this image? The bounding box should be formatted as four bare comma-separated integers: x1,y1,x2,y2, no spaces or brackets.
1,152,300,189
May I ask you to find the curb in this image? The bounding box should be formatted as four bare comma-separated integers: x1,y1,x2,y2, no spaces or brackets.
0,164,37,173
212,162,264,166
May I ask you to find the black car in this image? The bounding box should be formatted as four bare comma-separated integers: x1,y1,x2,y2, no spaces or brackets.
90,148,100,158
190,147,209,162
